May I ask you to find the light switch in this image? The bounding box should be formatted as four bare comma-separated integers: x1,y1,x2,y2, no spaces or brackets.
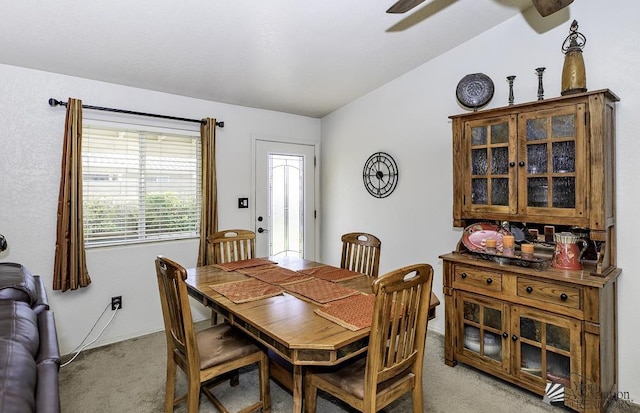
238,198,249,208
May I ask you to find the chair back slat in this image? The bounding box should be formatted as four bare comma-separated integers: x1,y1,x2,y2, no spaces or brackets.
340,232,381,277
366,264,433,388
208,229,256,264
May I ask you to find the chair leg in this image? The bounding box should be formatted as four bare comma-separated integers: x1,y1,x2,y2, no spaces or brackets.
304,374,317,413
230,370,240,387
165,357,177,413
187,372,201,413
411,385,424,413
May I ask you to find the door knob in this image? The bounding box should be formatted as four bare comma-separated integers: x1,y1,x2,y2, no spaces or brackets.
257,227,269,233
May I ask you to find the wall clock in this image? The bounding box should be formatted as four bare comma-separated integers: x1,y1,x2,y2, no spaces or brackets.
362,152,398,198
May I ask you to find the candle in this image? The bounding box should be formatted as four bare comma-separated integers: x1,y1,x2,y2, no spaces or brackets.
502,235,515,248
502,235,515,256
485,238,497,254
520,243,534,260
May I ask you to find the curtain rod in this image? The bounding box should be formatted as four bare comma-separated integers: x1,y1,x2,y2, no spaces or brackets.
48,98,224,128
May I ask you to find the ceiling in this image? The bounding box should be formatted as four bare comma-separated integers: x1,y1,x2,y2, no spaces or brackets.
0,0,541,118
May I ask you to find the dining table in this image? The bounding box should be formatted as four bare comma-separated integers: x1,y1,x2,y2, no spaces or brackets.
185,256,440,413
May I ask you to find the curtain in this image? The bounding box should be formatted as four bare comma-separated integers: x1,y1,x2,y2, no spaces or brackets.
53,98,91,291
197,118,219,266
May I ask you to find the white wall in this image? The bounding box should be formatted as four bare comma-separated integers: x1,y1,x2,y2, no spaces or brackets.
321,0,639,402
0,63,320,353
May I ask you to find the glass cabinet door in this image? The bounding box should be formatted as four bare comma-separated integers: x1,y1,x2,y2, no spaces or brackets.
517,105,586,218
458,292,510,372
464,115,516,215
512,306,582,407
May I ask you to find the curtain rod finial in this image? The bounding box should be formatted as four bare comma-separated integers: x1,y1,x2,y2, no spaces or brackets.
216,121,225,128
49,98,62,107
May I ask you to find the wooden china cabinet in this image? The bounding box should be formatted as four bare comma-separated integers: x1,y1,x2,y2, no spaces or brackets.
441,90,620,413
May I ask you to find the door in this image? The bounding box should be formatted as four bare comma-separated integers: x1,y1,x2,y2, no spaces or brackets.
463,115,517,216
511,305,582,408
457,292,510,374
517,104,587,219
254,139,316,259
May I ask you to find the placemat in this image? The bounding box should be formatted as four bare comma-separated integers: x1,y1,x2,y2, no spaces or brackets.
210,279,283,304
213,258,276,272
235,264,280,275
239,266,310,286
283,278,359,304
314,294,375,331
297,265,364,282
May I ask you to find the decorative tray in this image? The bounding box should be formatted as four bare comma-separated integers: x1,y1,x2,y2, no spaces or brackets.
462,222,510,252
470,250,550,271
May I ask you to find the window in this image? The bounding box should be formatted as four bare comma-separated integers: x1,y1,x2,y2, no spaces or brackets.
82,124,201,246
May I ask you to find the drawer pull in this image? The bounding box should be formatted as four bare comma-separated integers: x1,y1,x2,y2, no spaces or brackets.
461,272,467,279
560,293,568,301
486,278,493,285
526,286,533,293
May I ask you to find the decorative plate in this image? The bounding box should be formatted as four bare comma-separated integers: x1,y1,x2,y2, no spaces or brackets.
456,73,495,109
462,222,511,252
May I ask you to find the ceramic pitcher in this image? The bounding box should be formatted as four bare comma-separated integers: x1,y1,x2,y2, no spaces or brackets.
551,232,588,270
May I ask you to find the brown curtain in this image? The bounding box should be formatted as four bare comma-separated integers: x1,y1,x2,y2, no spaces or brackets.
197,118,219,266
53,98,91,291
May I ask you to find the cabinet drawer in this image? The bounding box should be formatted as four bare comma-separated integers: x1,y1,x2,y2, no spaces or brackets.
517,278,580,309
453,266,502,293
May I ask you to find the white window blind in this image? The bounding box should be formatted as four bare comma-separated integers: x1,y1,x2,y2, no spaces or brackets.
82,124,201,246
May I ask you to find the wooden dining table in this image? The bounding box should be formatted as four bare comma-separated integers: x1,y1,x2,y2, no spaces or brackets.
185,256,439,413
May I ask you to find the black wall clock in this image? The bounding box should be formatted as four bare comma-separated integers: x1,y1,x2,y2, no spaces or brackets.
363,152,398,198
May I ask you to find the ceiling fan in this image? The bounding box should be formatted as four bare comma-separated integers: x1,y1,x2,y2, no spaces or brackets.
386,0,574,17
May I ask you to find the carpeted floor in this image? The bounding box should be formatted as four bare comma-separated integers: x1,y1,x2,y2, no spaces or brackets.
59,323,638,412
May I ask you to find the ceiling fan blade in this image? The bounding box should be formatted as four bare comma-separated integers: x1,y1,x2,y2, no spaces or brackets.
531,0,574,17
386,0,427,13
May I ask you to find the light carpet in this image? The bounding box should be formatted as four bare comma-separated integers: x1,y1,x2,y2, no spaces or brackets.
59,323,638,412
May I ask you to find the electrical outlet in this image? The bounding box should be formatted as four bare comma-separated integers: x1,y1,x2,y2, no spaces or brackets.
111,296,122,311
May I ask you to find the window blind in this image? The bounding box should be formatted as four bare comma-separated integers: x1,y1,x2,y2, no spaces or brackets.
82,125,201,246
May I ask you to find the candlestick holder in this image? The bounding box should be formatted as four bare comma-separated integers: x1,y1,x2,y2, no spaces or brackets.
536,67,546,100
507,75,516,105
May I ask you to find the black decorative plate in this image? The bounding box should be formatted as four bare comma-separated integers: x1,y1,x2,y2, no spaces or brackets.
456,73,494,109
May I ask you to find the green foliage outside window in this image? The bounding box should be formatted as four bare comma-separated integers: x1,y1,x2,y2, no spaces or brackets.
84,193,199,244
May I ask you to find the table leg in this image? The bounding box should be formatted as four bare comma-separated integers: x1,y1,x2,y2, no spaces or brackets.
292,364,303,413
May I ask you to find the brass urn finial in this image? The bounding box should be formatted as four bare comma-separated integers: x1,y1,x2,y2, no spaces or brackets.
561,20,587,95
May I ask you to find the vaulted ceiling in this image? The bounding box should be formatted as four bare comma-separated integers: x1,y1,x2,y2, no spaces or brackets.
1,0,552,118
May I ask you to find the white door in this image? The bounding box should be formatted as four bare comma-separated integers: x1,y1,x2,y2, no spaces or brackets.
254,140,316,259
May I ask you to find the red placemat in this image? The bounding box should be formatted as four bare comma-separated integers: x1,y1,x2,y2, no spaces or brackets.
235,264,279,275
283,278,359,304
239,266,310,285
213,258,276,272
298,265,364,282
315,294,375,331
211,279,283,304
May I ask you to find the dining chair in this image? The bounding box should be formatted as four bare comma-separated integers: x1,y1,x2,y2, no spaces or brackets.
340,232,381,277
207,229,257,324
154,255,270,413
207,229,256,265
304,263,434,413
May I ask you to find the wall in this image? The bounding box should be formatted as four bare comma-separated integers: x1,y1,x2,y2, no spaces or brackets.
321,0,639,402
0,63,320,353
